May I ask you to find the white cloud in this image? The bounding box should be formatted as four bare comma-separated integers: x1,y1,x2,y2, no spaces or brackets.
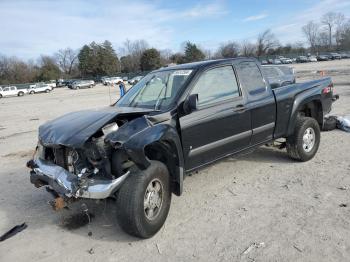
0,0,228,59
180,2,229,18
243,13,268,22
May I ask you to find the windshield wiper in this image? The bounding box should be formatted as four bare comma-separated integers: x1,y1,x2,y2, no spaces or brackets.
154,75,170,110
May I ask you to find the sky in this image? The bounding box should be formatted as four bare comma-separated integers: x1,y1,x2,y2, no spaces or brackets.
1,0,350,60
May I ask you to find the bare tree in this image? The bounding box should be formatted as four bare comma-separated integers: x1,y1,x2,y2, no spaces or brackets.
256,29,278,57
240,40,256,57
216,41,240,58
334,13,346,48
119,39,149,72
302,21,319,52
55,48,78,76
316,30,330,49
321,12,339,49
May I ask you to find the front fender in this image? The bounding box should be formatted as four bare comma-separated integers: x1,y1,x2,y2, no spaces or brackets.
105,116,185,195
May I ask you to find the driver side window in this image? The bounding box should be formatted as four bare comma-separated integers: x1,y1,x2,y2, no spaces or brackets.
191,66,240,108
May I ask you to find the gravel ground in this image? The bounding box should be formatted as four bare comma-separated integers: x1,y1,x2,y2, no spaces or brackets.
0,60,349,262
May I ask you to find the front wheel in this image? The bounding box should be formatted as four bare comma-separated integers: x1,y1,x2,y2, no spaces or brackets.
45,89,50,93
18,91,24,96
116,160,172,238
286,116,321,161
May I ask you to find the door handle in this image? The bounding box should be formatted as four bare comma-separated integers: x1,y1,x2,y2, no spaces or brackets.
234,104,246,112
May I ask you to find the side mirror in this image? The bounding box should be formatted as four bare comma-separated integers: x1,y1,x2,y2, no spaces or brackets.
183,94,198,114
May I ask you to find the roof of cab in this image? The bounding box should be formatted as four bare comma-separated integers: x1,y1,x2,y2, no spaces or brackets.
155,57,257,72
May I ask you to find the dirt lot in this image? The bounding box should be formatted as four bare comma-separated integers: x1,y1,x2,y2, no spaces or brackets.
0,60,349,262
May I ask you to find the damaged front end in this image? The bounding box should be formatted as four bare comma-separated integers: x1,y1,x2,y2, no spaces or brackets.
27,108,155,205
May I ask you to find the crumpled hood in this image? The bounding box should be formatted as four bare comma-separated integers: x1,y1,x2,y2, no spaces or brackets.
39,106,155,148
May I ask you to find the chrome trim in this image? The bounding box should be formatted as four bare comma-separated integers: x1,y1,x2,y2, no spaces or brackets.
31,158,130,199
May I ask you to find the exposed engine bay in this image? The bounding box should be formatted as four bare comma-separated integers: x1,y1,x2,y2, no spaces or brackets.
27,108,157,203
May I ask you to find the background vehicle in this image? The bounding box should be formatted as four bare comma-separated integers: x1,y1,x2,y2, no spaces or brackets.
28,83,53,94
65,79,78,88
56,79,65,87
46,80,56,89
104,77,123,85
340,53,350,59
272,59,282,64
328,53,341,60
317,55,329,61
70,80,95,89
0,86,27,98
262,65,296,88
280,58,292,64
28,58,337,239
296,56,308,63
308,56,318,62
128,76,143,85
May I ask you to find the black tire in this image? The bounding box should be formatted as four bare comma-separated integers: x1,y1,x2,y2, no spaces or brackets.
116,160,172,238
45,89,50,93
0,94,2,98
286,116,320,162
89,85,93,88
30,91,35,94
322,116,337,131
18,91,24,96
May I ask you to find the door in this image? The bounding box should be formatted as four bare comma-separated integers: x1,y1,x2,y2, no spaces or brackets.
180,65,252,171
2,87,10,96
10,87,17,96
235,61,276,145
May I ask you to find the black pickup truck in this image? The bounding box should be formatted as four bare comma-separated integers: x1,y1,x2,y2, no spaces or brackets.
27,58,338,238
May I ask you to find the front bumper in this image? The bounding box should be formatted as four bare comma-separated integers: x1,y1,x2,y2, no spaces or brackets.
27,157,130,199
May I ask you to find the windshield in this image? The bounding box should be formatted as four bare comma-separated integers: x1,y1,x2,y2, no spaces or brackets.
116,69,193,110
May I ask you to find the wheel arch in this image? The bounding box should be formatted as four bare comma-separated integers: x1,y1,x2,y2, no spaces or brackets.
287,94,323,136
106,116,185,196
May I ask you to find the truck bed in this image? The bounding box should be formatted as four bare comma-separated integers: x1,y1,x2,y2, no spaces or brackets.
272,77,333,138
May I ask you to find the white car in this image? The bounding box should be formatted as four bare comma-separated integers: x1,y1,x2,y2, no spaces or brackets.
104,77,123,85
28,84,53,94
0,86,28,98
308,56,318,62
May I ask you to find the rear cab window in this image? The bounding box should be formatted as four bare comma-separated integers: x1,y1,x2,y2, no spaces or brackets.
236,62,267,96
190,65,240,108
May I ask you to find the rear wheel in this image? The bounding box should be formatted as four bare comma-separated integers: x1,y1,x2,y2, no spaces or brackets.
116,160,171,238
18,91,24,96
286,116,320,161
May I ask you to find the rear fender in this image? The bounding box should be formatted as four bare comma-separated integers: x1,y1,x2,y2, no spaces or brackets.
287,90,322,136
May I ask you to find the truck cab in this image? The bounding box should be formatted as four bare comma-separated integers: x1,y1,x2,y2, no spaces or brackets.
0,86,27,98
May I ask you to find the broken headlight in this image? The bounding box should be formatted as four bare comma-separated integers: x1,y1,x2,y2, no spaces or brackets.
35,141,45,159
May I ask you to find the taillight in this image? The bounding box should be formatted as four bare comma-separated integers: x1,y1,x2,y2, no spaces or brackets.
322,83,333,94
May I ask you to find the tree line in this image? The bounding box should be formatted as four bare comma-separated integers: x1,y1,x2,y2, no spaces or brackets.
1,11,350,85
